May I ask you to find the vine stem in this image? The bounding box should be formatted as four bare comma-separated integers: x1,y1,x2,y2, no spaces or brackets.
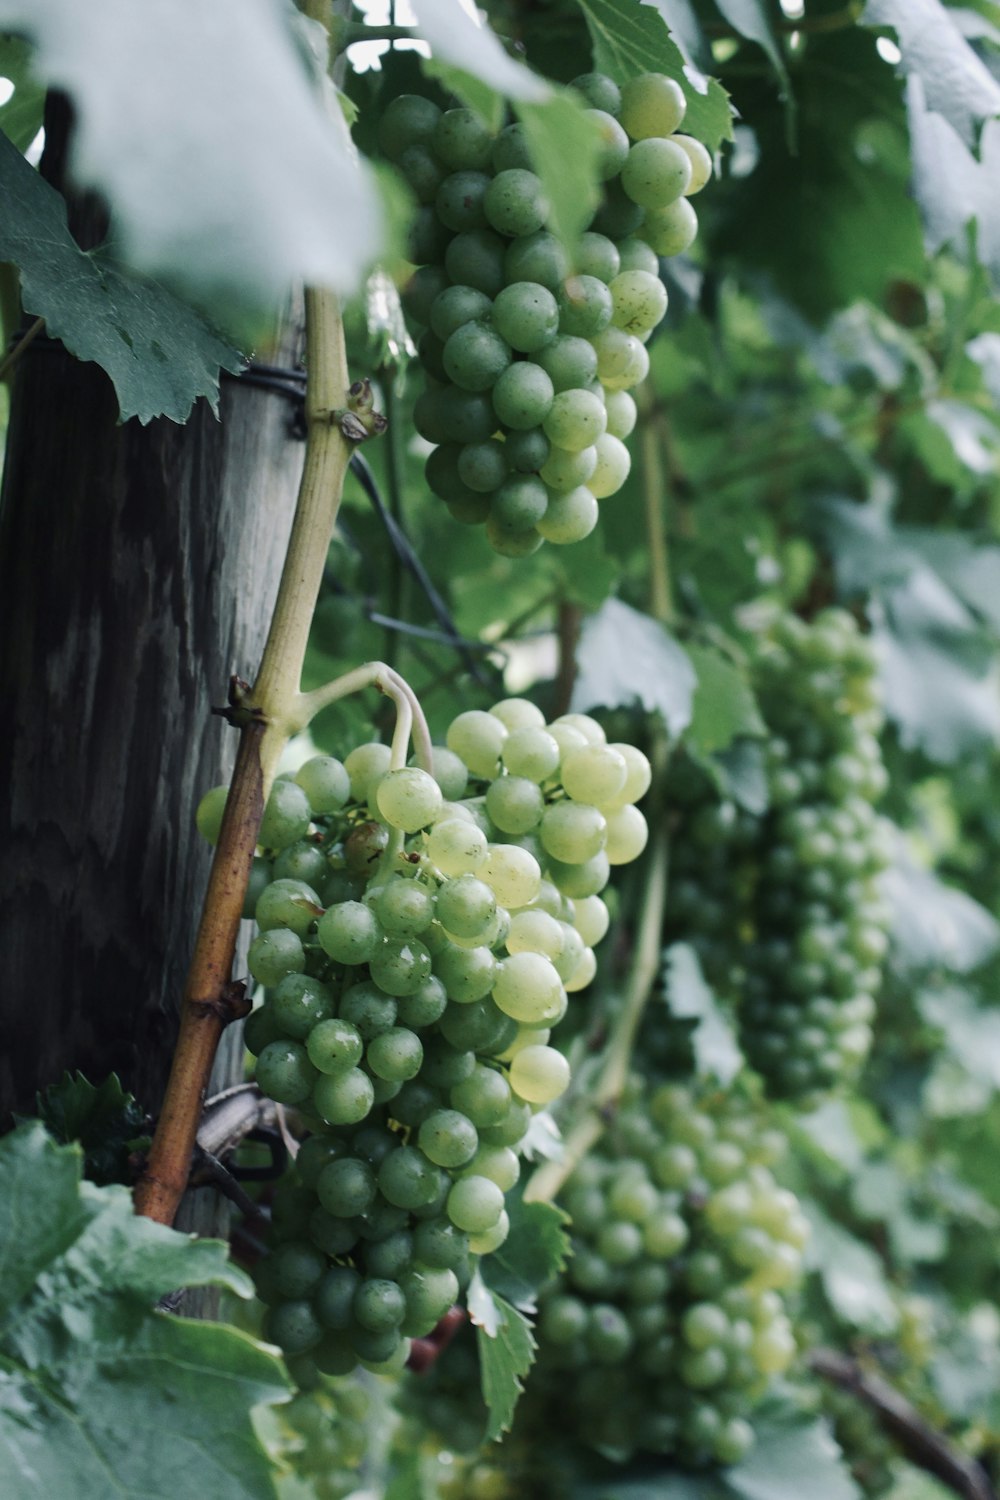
0,315,44,384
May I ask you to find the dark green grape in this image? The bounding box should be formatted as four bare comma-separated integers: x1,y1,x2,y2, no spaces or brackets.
484,169,549,237
377,93,442,160
434,108,494,171
435,170,490,232
503,230,570,292
429,284,493,342
442,321,512,392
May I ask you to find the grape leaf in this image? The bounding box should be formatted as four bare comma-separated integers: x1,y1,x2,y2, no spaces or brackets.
515,91,604,246
472,1286,536,1443
0,1122,289,1500
905,75,1000,279
864,0,1000,146
0,0,382,315
802,1202,900,1334
571,597,697,734
714,0,790,99
723,1418,861,1500
0,129,244,423
882,841,1000,973
663,942,743,1084
410,0,548,102
684,641,765,755
574,0,734,149
28,1071,147,1186
479,1188,571,1311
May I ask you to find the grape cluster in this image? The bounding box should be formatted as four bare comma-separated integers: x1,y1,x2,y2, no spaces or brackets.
738,609,891,1102
269,1379,374,1500
198,699,650,1376
380,73,711,556
529,1081,807,1466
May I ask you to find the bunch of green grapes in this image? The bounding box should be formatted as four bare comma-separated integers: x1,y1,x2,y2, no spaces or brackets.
821,1386,896,1499
528,1080,808,1466
379,72,711,556
737,608,891,1102
197,699,650,1377
267,1379,374,1500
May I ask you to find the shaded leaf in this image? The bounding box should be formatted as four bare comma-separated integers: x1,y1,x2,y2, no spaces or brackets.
802,1202,900,1334
411,0,548,102
920,985,1000,1089
905,75,1000,279
468,1278,536,1442
714,0,790,98
0,33,43,151
480,1188,571,1312
575,0,734,149
864,0,1000,146
685,641,765,756
571,598,697,735
29,1071,147,1186
0,0,382,314
515,91,604,246
0,1123,288,1500
663,942,743,1084
0,129,243,423
723,1418,862,1500
882,842,1000,972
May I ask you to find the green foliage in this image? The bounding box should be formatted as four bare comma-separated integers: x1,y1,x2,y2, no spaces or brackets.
571,597,696,732
0,128,243,422
468,1276,537,1442
0,1123,289,1499
28,1071,147,1186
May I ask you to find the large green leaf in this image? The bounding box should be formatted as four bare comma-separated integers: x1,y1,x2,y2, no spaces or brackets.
0,1123,289,1500
864,0,1000,146
0,0,382,313
714,0,790,99
0,129,244,422
802,1202,900,1334
575,0,734,149
467,1273,536,1442
723,1418,861,1500
571,597,697,734
905,76,1000,280
685,640,765,755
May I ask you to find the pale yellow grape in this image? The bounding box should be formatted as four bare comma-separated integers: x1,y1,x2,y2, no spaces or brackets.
621,137,692,209
591,327,650,390
510,1043,571,1104
565,946,597,992
490,697,546,731
501,726,561,782
620,73,686,140
463,1144,520,1191
602,744,653,809
609,270,668,338
506,908,565,959
543,389,607,452
673,133,713,194
587,434,632,499
426,818,489,877
447,709,508,777
560,744,628,804
344,742,392,803
537,486,599,544
540,443,598,492
480,843,542,906
547,721,589,760
493,951,565,1023
496,1023,553,1063
375,767,443,832
435,799,477,824
552,712,606,745
468,1209,511,1255
540,800,608,863
605,389,637,440
641,197,698,257
605,804,649,864
572,894,610,946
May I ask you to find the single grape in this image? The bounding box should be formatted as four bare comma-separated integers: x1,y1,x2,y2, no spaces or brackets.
492,281,560,353
504,230,570,291
317,900,381,965
435,170,490,233
316,1156,377,1218
272,841,326,887
484,169,549,238
378,93,441,160
541,800,608,863
445,230,508,298
572,895,610,947
370,939,433,997
641,197,698,257
447,1174,504,1234
434,108,494,171
433,943,498,1004
591,327,650,391
366,1026,424,1082
557,275,614,338
491,476,548,531
590,179,645,238
509,1043,571,1103
492,122,534,172
485,776,544,835
255,877,322,937
587,108,630,179
540,443,598,492
397,143,446,205
447,709,508,778
493,951,566,1024
313,1067,375,1126
605,804,649,864
673,134,713,194
621,137,692,209
271,974,334,1040
609,269,668,338
543,389,607,452
419,1108,479,1168
430,285,493,343
536,335,599,393
576,231,621,282
505,426,551,473
256,1039,318,1105
457,439,509,493
480,843,542,906
248,927,305,986
616,236,660,275
259,779,312,851
604,389,638,439
195,784,229,844
307,1017,364,1074
485,515,544,556
344,742,392,804
492,362,555,430
619,73,687,140
587,433,632,499
443,320,512,393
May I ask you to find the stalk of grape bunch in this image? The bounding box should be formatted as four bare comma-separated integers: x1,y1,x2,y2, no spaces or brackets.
383,71,711,556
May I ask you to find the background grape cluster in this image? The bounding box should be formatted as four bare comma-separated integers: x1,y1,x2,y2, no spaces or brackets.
198,699,649,1378
379,72,710,555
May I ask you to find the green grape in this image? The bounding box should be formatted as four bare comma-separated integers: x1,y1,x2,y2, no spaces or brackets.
340,982,397,1039
364,1229,413,1280
343,820,390,877
244,1002,283,1056
242,856,273,918
590,179,645,237
267,1300,323,1355
397,143,446,205
368,877,434,939
256,877,322,936
344,742,392,803
439,996,516,1054
260,779,312,851
375,767,443,832
436,875,497,940
505,426,551,472
604,388,638,439
270,1239,327,1300
313,1067,375,1126
317,900,381,964
540,442,598,492
316,1264,362,1330
619,73,687,139
493,951,565,1024
366,1026,424,1082
405,266,452,330
616,236,660,275
587,432,632,498
425,445,481,507
543,389,607,451
353,1278,407,1334
588,108,630,180
433,943,498,1004
485,515,544,557
605,804,649,863
560,744,628,804
554,712,607,745
491,476,548,530
413,1216,470,1270
541,800,608,863
490,697,546,730
457,438,509,492
445,230,508,297
306,1018,364,1075
610,269,668,337
576,231,621,281
485,776,544,835
419,1108,479,1168
572,894,610,946
641,197,698,257
271,974,334,1040
443,320,512,393
536,334,599,393
447,1174,504,1233
674,134,713,195
621,137,693,209
509,1043,570,1103
503,230,569,291
547,849,611,898
317,1156,377,1218
399,1266,460,1336
272,841,326,887
195,783,229,844
492,281,560,353
435,169,490,233
492,362,555,430
447,708,508,777
256,1039,318,1105
378,1144,446,1211
592,327,650,390
492,122,534,172
430,285,493,343
434,107,494,171
499,726,560,783
480,843,542,906
378,93,441,160
248,927,305,986
557,275,614,338
426,818,489,878
484,169,549,237
408,205,451,266
451,1065,514,1129
370,938,433,997
437,388,498,445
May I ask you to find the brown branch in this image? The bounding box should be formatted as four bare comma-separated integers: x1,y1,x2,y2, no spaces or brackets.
810,1348,997,1500
552,600,582,719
